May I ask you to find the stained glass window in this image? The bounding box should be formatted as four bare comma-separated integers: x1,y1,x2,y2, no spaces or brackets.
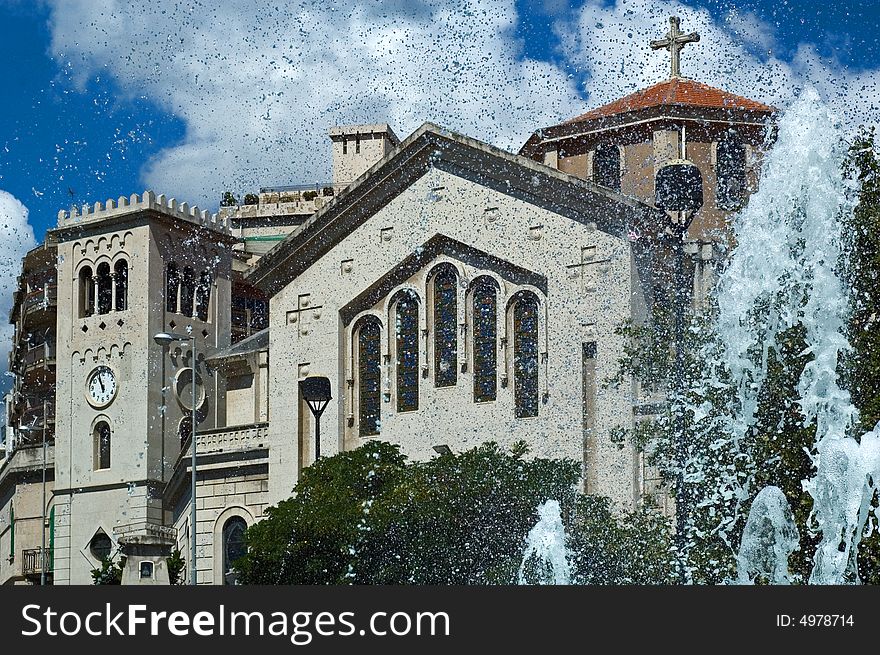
433,268,458,387
395,293,420,412
513,295,539,418
223,517,247,585
472,279,497,402
357,318,381,436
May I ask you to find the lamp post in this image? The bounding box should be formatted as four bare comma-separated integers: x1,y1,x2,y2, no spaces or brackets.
298,377,332,462
655,155,703,584
154,331,198,586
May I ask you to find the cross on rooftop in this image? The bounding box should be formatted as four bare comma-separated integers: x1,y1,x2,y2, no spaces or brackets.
650,16,700,79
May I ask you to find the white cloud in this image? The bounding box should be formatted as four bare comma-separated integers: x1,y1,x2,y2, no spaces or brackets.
45,0,587,207
43,0,880,209
555,0,879,130
0,191,38,404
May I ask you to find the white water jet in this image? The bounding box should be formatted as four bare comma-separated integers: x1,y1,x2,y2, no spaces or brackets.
700,87,880,583
518,500,571,585
735,486,799,585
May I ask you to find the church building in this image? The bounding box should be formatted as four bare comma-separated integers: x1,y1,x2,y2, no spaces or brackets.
0,18,774,585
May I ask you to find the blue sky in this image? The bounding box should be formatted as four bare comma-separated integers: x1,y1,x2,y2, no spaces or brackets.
1,0,878,241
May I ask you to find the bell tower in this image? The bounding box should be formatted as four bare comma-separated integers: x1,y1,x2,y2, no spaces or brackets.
48,192,235,584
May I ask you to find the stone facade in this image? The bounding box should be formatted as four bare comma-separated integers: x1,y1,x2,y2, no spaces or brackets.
0,74,773,585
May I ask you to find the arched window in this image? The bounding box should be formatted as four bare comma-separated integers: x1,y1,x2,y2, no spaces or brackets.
471,279,498,403
356,317,382,436
79,266,95,318
717,133,746,210
180,267,195,317
222,517,247,585
432,267,458,387
594,144,621,192
512,294,540,418
94,421,111,469
196,271,212,322
394,291,420,412
166,263,179,313
96,263,113,315
114,260,128,312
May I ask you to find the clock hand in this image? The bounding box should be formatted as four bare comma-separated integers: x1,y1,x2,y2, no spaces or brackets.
98,375,105,393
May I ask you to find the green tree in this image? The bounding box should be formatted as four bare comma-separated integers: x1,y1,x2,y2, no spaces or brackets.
842,126,880,583
167,547,186,585
91,551,125,585
235,441,671,585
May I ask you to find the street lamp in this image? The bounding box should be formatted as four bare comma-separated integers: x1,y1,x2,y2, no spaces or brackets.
153,331,198,586
298,377,332,461
655,155,703,584
17,399,49,585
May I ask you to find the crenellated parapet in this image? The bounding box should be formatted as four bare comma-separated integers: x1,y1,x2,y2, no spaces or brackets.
56,190,232,235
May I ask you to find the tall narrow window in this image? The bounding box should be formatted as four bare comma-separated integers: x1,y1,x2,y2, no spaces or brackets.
472,279,498,402
717,133,746,210
222,517,247,585
433,268,458,387
594,144,621,192
79,266,95,318
181,266,195,317
394,292,420,412
513,294,539,418
166,263,179,313
114,260,128,311
196,271,212,322
357,318,381,436
94,421,111,469
96,263,113,315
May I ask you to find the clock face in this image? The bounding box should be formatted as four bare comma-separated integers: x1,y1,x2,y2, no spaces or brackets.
86,365,118,407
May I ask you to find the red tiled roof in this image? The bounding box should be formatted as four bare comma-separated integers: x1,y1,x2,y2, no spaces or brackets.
564,77,773,124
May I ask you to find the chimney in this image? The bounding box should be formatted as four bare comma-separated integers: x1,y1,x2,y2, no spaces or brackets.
329,124,400,190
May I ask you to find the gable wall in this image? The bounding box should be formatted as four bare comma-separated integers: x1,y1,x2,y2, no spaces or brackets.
266,167,645,511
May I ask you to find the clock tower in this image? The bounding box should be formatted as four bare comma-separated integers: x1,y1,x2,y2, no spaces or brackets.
48,192,234,585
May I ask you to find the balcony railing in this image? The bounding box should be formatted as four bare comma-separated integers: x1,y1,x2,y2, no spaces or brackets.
22,548,52,576
21,342,56,371
22,285,57,316
197,422,268,455
19,403,55,430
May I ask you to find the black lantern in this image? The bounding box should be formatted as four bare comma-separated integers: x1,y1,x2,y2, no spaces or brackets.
299,376,332,461
655,159,704,213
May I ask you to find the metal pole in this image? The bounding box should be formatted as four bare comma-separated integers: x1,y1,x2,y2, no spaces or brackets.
314,412,321,461
190,336,197,586
673,218,688,584
40,399,47,586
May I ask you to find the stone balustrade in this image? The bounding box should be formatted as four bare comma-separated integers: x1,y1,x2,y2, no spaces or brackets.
196,422,269,454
